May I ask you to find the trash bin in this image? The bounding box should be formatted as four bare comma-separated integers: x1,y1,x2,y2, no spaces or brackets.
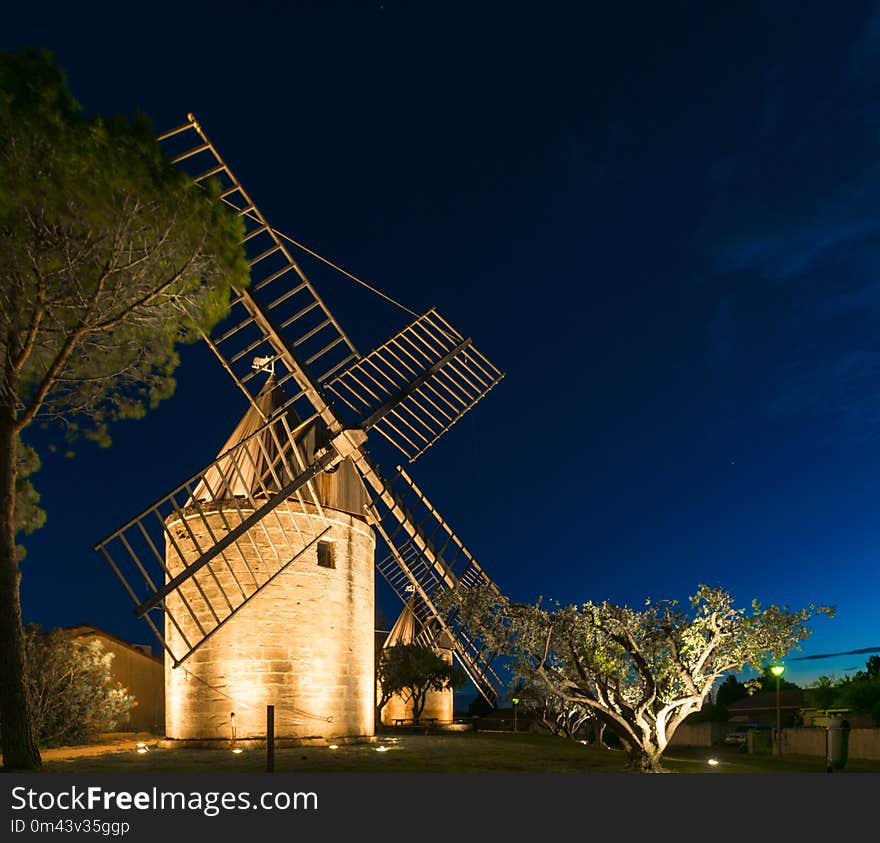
826,716,850,771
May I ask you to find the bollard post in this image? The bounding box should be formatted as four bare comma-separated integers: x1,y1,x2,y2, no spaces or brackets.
825,725,832,773
267,705,275,773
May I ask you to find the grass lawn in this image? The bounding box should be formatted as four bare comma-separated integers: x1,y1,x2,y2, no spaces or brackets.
37,731,880,775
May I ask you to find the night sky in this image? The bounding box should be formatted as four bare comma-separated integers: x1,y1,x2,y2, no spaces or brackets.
6,2,880,694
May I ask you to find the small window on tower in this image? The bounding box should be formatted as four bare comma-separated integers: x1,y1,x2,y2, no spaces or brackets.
317,541,335,569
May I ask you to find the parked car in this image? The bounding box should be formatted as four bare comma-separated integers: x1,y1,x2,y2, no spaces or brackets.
723,723,771,745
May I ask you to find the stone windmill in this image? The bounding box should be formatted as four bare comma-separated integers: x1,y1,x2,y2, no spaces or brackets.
379,589,458,728
94,114,505,744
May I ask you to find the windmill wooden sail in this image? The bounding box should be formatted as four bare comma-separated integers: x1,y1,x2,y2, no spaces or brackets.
94,114,506,739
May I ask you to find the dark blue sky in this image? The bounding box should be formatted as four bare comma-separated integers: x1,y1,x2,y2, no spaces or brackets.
6,2,880,689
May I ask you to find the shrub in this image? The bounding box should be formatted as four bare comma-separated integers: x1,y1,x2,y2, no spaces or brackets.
21,625,135,748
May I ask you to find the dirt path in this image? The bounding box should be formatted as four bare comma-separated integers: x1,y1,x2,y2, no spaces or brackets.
39,732,160,762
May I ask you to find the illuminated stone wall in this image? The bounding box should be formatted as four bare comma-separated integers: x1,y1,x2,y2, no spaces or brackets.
381,687,453,726
164,502,375,742
420,677,454,724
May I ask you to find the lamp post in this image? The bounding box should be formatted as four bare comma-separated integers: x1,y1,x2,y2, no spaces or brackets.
512,697,519,733
770,665,785,755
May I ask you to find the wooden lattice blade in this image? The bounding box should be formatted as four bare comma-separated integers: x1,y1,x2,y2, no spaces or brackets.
157,115,357,432
326,309,504,463
358,457,503,704
99,116,508,685
93,395,344,666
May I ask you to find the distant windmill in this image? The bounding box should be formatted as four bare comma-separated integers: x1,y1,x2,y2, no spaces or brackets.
94,115,505,743
379,588,458,727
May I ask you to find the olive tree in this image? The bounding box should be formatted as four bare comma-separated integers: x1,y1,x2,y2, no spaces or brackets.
0,49,249,770
377,643,467,727
445,584,833,771
509,679,593,740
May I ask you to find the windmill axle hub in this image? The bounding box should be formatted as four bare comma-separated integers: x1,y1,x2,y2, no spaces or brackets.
317,428,368,467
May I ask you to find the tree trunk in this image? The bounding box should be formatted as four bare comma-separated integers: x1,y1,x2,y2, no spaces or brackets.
375,698,392,732
0,415,41,769
411,689,425,727
626,742,668,773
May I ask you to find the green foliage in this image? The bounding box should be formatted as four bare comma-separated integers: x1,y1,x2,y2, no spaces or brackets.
0,47,249,771
442,584,833,772
804,674,840,710
0,48,250,447
377,643,468,724
832,671,880,719
857,656,879,680
715,674,748,707
21,625,135,748
685,702,729,723
13,437,45,560
375,641,400,722
804,658,880,720
754,664,800,692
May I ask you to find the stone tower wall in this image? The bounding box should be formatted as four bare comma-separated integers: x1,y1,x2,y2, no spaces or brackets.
164,502,374,742
381,687,454,725
420,682,455,724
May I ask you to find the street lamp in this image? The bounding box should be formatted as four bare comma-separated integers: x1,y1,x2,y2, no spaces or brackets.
512,697,519,733
770,664,785,754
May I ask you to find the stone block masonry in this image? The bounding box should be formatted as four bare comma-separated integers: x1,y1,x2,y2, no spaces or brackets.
164,501,375,742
